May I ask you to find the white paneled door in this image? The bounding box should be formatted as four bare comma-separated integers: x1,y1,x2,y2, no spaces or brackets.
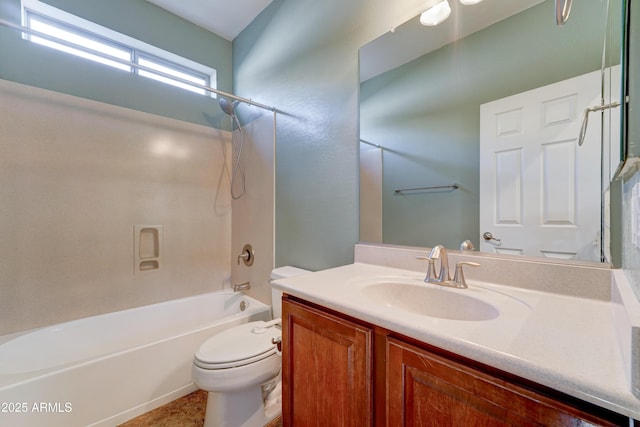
479,68,620,261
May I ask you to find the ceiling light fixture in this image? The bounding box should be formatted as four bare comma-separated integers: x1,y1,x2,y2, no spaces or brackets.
460,0,483,5
420,0,451,26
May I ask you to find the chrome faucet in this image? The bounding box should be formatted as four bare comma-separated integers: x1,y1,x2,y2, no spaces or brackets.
416,245,479,289
416,245,450,284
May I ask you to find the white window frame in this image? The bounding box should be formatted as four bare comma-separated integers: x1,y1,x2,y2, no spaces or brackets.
21,0,217,97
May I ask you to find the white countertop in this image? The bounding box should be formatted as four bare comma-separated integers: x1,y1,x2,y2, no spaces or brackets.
272,262,640,419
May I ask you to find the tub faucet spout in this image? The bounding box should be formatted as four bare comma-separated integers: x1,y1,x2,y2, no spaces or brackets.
233,281,250,292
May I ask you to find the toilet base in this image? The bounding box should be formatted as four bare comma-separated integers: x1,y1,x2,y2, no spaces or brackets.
203,380,281,427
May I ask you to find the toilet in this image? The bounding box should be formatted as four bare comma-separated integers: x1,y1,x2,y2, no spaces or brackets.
192,266,309,427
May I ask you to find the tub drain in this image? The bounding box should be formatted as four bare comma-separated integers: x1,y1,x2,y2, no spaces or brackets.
239,300,247,311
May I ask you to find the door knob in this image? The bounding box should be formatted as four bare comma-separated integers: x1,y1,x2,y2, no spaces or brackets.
482,232,501,244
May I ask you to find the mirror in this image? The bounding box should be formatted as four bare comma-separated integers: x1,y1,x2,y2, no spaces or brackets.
359,0,622,263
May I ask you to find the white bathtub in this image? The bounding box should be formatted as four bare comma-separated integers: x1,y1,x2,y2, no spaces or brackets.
0,291,271,427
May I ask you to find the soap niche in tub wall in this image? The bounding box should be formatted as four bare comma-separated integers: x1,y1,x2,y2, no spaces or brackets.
135,225,163,273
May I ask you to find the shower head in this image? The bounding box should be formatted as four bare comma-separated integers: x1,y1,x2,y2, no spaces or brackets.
219,97,239,116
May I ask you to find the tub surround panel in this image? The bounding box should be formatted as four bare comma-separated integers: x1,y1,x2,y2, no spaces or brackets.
231,113,275,306
359,148,383,243
355,243,612,300
0,79,232,336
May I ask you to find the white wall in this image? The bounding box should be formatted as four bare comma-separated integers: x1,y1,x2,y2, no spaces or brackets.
0,79,233,335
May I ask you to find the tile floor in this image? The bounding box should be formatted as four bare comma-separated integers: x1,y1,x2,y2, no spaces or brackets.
118,390,282,427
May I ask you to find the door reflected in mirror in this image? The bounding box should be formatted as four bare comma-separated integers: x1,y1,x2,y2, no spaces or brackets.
359,0,622,264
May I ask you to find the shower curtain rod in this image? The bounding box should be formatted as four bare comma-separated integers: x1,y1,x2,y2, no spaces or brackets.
0,19,277,113
360,139,383,148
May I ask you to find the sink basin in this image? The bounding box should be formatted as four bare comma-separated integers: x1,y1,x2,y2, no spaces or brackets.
357,278,500,321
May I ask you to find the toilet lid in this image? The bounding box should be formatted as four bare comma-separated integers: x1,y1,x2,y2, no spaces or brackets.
194,321,281,369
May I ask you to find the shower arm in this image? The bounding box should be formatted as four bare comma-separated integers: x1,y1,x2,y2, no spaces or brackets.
0,19,277,113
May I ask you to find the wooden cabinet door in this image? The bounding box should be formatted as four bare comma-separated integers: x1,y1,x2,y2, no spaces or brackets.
386,338,624,427
282,298,373,427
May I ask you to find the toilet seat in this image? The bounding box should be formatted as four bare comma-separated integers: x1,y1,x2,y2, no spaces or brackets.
194,321,281,370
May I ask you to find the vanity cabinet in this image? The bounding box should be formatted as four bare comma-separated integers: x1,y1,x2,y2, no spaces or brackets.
282,295,628,427
281,298,373,426
387,338,624,426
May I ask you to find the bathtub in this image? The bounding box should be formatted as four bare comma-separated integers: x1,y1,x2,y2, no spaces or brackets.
0,291,271,427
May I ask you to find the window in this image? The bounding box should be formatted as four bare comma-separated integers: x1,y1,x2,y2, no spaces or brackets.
137,54,209,96
25,13,132,72
22,0,216,96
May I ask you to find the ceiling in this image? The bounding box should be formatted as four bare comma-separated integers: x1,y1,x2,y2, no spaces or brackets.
145,0,273,41
144,0,546,79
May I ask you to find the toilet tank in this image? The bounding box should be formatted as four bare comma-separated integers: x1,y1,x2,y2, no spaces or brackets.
270,266,310,319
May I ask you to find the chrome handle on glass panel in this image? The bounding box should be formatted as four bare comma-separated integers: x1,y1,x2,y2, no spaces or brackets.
482,232,501,244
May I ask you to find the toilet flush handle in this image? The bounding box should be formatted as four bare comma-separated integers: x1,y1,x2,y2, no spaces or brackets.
271,336,282,353
250,318,281,334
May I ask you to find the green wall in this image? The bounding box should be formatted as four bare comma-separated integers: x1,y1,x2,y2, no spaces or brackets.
0,0,233,128
233,0,624,271
360,0,620,249
233,0,368,270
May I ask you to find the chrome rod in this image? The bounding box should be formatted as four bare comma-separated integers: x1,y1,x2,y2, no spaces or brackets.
395,184,459,194
0,19,277,112
360,139,382,149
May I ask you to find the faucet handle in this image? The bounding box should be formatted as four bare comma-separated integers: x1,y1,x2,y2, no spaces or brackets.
416,255,437,282
452,262,480,288
237,244,254,266
456,261,480,267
